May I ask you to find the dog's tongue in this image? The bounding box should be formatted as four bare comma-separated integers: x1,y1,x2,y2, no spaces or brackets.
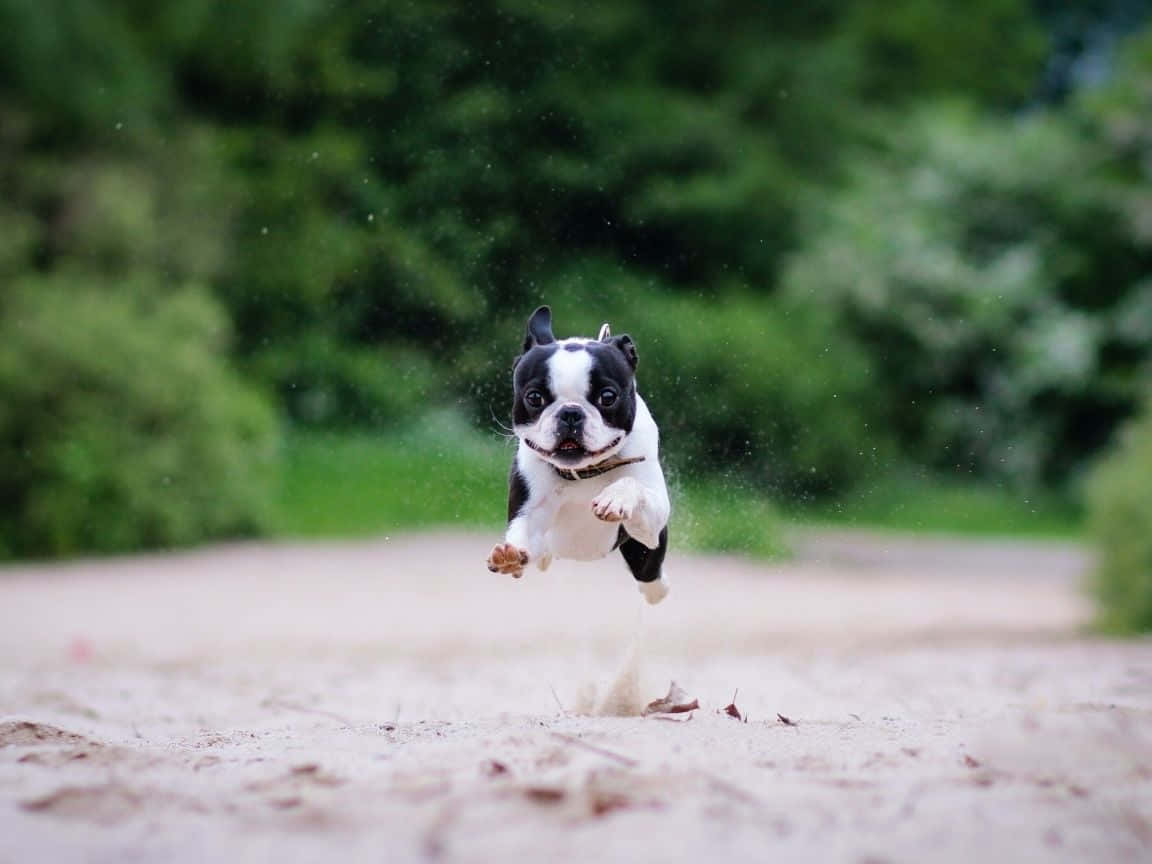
558,440,581,451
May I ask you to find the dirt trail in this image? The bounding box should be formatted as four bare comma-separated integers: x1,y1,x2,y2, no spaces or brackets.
1,531,1150,864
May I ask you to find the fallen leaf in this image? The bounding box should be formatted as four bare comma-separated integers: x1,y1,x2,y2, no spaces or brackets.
723,689,743,721
482,760,509,777
590,793,632,815
777,713,797,727
643,682,699,716
524,786,566,804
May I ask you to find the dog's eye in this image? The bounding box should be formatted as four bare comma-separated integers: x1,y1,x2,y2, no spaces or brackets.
525,390,545,409
598,388,617,407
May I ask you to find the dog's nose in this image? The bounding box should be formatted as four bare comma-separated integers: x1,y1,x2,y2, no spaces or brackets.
556,405,584,432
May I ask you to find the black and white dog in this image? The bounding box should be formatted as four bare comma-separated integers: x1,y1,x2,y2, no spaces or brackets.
487,306,671,604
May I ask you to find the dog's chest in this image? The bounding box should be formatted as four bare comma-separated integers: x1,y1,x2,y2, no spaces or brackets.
543,476,620,561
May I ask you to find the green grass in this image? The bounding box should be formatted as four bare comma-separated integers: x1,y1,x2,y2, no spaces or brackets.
673,480,786,557
784,473,1081,538
274,415,509,537
274,422,1079,554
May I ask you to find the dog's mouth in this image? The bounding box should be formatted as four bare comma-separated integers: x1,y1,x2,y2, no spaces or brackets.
526,435,622,465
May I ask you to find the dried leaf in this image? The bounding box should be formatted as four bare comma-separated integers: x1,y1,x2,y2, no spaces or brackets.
643,681,699,716
482,760,509,777
590,792,632,816
524,786,566,804
723,689,743,721
776,713,797,727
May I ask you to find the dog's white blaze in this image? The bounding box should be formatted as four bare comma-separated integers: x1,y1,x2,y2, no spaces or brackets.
547,342,593,401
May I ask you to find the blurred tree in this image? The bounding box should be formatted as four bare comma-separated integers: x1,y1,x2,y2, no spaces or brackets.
783,104,1150,487
0,281,278,558
3,0,1150,525
1088,390,1152,632
151,0,1049,428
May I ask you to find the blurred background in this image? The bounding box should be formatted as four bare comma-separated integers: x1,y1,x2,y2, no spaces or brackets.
1,0,1150,628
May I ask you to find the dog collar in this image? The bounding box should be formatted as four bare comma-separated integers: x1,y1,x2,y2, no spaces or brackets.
553,454,646,481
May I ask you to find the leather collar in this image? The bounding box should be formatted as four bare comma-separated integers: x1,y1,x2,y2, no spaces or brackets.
553,454,646,481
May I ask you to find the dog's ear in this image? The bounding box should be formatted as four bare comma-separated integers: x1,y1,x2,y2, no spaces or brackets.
523,305,555,352
611,334,638,370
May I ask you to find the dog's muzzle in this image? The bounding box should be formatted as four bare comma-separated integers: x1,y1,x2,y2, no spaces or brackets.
554,404,585,451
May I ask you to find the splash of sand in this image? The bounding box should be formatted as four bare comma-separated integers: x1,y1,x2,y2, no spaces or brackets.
592,599,651,716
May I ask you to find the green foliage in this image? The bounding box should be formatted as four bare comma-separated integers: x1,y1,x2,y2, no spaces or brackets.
783,105,1150,487
0,282,278,558
1079,24,1152,250
638,293,888,497
2,0,1151,558
1087,397,1152,632
790,472,1079,537
675,481,786,558
1,0,1051,441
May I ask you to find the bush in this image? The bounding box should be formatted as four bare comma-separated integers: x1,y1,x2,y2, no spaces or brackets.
0,281,279,558
1087,397,1152,632
782,105,1148,487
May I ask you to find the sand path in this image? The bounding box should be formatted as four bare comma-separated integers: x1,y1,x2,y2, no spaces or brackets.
1,531,1150,863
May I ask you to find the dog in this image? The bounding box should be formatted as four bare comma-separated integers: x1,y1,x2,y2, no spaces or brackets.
486,306,671,604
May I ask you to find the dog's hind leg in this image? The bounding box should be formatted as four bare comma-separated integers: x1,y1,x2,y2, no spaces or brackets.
619,526,669,604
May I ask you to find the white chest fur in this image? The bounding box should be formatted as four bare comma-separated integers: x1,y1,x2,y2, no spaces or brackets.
546,475,625,561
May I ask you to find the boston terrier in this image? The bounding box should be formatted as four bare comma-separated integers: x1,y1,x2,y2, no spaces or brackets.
487,306,671,604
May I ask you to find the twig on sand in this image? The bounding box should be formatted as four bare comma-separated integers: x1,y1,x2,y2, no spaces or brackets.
698,769,761,805
261,698,354,728
423,799,463,861
550,732,639,768
548,685,567,714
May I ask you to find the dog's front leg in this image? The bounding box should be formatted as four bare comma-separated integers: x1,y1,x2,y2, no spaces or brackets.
590,477,669,549
487,513,552,577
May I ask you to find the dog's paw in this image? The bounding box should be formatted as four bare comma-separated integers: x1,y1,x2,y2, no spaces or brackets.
591,477,641,523
486,542,529,578
639,577,669,605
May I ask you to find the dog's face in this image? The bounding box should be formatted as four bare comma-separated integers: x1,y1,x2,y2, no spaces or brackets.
512,306,639,469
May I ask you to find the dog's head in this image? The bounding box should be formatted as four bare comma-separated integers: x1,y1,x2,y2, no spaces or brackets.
511,306,639,469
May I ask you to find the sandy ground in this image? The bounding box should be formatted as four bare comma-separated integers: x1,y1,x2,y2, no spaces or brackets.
1,530,1150,864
